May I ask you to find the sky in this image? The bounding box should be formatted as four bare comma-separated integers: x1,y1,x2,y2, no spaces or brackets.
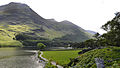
0,0,119,34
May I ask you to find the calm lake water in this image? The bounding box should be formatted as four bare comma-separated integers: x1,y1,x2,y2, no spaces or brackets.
0,48,43,68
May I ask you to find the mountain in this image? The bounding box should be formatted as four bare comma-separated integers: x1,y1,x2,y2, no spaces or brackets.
0,2,92,46
86,30,97,35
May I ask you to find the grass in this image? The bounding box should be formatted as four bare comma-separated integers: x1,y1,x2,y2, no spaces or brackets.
40,27,65,39
74,47,120,68
42,47,120,68
42,50,81,66
0,25,31,47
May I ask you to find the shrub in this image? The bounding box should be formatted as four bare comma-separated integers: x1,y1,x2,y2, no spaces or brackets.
37,43,46,50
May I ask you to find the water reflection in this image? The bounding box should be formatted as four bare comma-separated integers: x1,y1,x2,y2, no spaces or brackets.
0,48,43,68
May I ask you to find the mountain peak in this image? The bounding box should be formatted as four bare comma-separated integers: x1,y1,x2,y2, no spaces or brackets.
0,2,32,14
0,2,30,12
9,2,24,5
7,2,30,9
8,2,29,8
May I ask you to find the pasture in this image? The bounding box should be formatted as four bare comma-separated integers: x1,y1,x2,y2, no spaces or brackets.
42,50,81,65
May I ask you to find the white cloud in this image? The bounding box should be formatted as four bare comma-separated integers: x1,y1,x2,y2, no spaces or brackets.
0,0,119,34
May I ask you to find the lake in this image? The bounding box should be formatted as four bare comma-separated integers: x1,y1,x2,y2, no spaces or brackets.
0,47,44,68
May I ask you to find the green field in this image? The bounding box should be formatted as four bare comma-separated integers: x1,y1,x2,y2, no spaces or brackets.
42,50,81,66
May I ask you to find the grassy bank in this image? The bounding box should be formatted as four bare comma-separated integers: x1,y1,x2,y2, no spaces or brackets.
73,47,120,68
42,50,81,66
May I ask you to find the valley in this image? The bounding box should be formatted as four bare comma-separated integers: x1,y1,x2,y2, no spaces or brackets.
0,2,120,68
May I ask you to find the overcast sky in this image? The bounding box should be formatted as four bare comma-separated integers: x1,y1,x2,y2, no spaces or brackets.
0,0,119,34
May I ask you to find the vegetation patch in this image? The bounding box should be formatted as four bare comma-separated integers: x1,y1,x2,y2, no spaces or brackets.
0,25,31,47
45,62,57,68
42,50,81,66
71,47,120,68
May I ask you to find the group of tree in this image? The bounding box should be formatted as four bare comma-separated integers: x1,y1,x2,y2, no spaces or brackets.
15,33,48,41
14,33,47,50
15,33,72,49
100,12,120,47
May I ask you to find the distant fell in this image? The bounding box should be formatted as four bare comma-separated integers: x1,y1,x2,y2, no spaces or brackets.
86,30,97,35
0,2,92,46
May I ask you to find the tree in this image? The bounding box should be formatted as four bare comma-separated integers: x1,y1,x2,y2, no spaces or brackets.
93,32,100,40
15,34,27,41
37,43,46,50
84,39,96,48
101,12,120,46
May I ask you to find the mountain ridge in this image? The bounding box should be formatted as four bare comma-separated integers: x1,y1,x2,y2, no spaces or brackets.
0,2,92,46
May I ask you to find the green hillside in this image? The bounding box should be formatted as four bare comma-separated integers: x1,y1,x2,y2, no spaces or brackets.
0,25,29,47
70,47,120,68
0,2,92,46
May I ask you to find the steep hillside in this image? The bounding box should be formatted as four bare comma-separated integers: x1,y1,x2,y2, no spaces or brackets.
69,47,120,68
0,2,92,46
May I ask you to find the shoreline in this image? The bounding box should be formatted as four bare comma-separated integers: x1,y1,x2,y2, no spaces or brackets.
28,50,46,68
39,51,63,68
